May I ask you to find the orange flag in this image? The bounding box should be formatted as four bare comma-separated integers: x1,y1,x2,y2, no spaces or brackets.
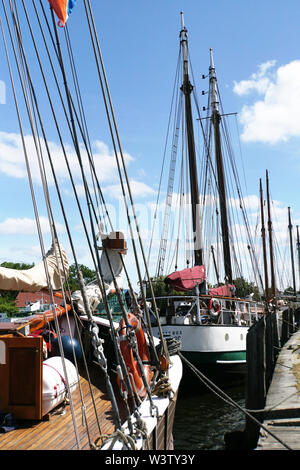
48,0,76,27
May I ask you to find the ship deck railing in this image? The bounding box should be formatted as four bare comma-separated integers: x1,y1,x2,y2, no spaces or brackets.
148,294,265,326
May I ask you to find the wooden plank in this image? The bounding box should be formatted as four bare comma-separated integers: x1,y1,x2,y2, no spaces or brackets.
156,412,166,450
0,370,116,450
257,418,300,450
0,352,178,450
256,330,300,450
263,331,300,420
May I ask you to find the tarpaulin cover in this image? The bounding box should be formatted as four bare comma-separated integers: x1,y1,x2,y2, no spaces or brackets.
208,284,235,297
164,265,205,292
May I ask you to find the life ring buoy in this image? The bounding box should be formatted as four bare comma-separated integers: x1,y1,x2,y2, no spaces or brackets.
118,312,153,398
208,298,221,316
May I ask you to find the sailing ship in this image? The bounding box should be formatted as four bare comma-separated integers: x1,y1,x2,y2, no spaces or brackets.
0,1,182,450
150,13,265,371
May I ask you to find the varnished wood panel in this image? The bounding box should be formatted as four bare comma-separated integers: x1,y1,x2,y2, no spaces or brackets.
9,348,37,405
0,336,43,420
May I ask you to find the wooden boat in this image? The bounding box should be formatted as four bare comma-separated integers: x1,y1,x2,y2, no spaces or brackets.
150,13,267,372
0,1,182,451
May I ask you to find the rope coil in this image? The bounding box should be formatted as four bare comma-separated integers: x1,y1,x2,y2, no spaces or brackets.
151,376,175,399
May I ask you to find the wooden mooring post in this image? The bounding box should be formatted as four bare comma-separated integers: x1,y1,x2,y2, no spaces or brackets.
243,314,266,449
225,307,297,450
281,307,296,345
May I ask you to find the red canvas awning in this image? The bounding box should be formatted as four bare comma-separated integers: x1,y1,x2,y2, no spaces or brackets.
164,265,205,292
208,284,235,297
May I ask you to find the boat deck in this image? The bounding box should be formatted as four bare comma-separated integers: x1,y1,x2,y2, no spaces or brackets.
0,364,119,450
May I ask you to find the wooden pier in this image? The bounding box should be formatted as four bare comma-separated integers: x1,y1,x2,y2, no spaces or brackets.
224,306,300,450
256,329,300,450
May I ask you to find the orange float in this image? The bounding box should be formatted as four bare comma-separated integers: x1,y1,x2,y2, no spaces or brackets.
29,304,71,333
118,312,153,398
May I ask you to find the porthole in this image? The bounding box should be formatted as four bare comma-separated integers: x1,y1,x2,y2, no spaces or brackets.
225,333,229,341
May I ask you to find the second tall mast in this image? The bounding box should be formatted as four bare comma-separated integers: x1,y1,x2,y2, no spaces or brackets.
209,49,233,284
180,12,203,267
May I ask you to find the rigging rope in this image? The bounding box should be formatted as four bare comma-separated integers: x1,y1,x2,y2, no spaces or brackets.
83,0,168,372
148,47,182,274
179,352,293,450
1,0,81,447
0,0,180,450
23,0,121,440
156,59,183,277
8,0,137,440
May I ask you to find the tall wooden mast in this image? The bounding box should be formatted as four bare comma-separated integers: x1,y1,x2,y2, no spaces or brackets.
297,225,300,293
179,12,203,266
260,178,269,301
288,207,296,297
209,49,233,284
266,170,276,299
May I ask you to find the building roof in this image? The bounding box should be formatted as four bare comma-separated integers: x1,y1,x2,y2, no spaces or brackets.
15,291,63,308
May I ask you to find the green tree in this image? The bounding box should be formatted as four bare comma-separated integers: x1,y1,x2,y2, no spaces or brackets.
233,277,260,300
283,286,295,295
67,263,96,292
0,298,18,315
1,262,34,270
0,261,34,315
146,276,186,315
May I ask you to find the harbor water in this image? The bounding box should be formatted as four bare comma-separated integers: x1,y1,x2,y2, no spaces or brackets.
173,368,246,450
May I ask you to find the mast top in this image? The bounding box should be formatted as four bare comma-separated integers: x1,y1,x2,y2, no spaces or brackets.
179,11,188,39
180,11,185,30
209,48,215,69
179,11,190,81
209,48,219,113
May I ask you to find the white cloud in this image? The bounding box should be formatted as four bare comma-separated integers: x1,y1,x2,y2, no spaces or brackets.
233,60,276,96
228,194,260,212
233,60,300,143
0,216,65,235
0,80,5,105
104,179,156,200
0,132,134,185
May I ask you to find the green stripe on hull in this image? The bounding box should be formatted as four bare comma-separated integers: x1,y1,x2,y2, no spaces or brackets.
182,350,246,366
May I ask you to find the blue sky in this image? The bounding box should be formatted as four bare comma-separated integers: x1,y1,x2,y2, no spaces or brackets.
0,1,299,291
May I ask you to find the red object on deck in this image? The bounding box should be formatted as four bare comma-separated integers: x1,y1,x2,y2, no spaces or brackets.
164,265,206,292
29,304,71,333
208,284,235,297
